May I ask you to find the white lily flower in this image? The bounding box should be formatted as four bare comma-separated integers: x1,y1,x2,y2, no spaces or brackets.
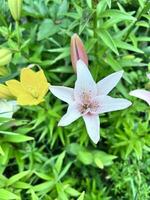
50,60,131,144
0,100,19,118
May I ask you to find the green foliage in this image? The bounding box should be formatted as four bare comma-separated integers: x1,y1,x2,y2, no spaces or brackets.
0,0,149,199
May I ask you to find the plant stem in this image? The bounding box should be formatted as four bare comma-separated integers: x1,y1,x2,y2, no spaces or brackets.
93,2,99,81
15,20,21,47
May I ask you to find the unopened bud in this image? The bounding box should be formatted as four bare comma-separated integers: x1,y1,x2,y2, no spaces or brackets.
0,48,12,66
71,33,88,71
0,66,9,76
8,0,22,21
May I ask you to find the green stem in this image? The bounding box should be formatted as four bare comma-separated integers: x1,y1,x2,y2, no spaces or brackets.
15,20,21,47
93,2,99,81
124,0,150,41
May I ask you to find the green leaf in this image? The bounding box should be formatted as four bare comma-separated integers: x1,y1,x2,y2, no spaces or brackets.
96,0,108,15
105,54,122,71
98,30,119,55
0,145,4,156
37,19,59,41
29,189,38,200
1,131,34,143
94,157,104,169
93,151,117,166
33,181,54,192
77,192,85,200
57,162,72,181
57,0,69,17
0,189,19,199
54,151,66,174
77,150,93,165
86,0,92,9
138,0,145,8
106,0,111,8
7,171,30,186
65,187,80,197
99,9,136,20
114,40,144,54
56,183,68,200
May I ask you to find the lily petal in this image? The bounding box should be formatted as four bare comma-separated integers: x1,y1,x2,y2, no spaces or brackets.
97,70,123,95
95,95,131,114
130,89,150,105
74,60,97,102
21,68,48,98
0,84,13,99
58,103,81,126
6,80,27,97
83,114,100,144
50,86,74,104
0,100,18,118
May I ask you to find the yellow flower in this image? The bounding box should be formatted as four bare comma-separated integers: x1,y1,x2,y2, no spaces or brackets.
6,68,49,105
0,84,13,99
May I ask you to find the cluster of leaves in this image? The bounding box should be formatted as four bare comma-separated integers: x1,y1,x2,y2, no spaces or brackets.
0,0,150,199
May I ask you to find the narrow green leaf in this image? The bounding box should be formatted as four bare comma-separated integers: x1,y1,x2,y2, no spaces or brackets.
0,145,4,156
86,0,92,9
114,40,144,53
99,30,119,55
2,132,34,143
33,181,54,192
0,189,19,199
7,171,30,186
99,9,136,20
57,162,72,181
77,191,85,200
106,0,111,8
54,151,66,174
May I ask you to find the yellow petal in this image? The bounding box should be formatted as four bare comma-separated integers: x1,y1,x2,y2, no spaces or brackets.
17,94,43,106
6,80,26,97
35,70,49,98
0,84,13,99
6,79,44,105
20,68,48,99
6,68,48,106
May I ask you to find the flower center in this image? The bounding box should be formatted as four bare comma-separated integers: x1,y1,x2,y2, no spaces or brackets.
77,91,100,115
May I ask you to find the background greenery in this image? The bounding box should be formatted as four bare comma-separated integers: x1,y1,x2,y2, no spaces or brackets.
0,0,150,199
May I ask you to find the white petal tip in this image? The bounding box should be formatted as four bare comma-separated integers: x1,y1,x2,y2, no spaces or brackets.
90,135,100,144
92,139,100,144
147,73,150,79
58,121,65,127
129,91,135,96
124,100,132,108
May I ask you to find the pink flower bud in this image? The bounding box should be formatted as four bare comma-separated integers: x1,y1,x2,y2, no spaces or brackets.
71,33,88,72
